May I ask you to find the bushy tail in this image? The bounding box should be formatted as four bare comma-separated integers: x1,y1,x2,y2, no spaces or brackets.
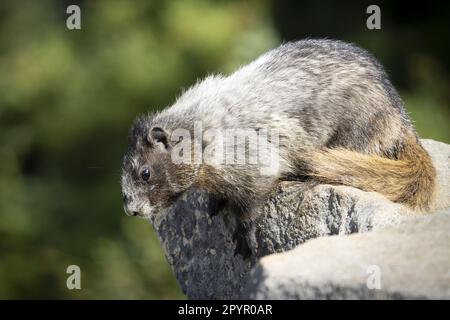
305,136,436,211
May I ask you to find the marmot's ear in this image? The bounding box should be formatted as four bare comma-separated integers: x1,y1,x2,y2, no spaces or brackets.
148,127,171,151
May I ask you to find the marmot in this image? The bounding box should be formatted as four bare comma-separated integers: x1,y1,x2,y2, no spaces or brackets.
121,39,436,254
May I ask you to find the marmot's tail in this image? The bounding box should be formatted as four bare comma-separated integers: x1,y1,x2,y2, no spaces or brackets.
305,135,436,211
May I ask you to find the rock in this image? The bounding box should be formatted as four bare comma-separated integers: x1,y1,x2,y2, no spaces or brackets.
421,139,450,210
147,192,255,299
244,208,450,299
249,183,411,258
145,139,450,299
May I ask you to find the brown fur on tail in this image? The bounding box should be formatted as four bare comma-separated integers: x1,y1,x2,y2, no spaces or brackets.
305,135,436,211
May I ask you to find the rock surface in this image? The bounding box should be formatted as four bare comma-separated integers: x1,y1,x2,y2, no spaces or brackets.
146,139,450,299
245,207,450,299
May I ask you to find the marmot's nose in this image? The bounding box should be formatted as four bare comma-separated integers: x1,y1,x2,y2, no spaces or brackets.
123,205,139,217
122,194,140,216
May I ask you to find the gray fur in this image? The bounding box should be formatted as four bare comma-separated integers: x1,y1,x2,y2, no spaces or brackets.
121,39,415,222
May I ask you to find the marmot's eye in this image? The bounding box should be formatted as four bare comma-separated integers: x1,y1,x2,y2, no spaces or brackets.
141,168,150,181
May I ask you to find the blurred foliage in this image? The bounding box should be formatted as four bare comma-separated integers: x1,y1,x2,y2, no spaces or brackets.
0,0,448,299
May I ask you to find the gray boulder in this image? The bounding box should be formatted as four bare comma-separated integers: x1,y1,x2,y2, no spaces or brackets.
245,207,450,299
146,139,450,299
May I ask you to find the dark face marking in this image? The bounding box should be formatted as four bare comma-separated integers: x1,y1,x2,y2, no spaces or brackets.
121,116,195,217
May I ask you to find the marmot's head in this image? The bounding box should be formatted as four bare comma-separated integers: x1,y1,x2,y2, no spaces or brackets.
121,116,196,218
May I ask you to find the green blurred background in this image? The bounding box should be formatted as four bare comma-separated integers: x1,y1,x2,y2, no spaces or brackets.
0,0,448,299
